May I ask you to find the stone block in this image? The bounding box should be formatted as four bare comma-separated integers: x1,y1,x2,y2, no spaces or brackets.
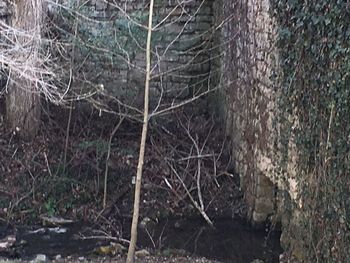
95,0,108,11
257,174,274,187
201,62,210,72
196,15,213,23
254,197,274,214
177,38,201,51
177,15,194,23
198,6,212,15
252,211,267,224
256,184,274,199
183,0,197,7
197,22,211,31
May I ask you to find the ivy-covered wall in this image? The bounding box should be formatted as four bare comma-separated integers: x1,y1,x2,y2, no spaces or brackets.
215,0,350,261
271,0,350,261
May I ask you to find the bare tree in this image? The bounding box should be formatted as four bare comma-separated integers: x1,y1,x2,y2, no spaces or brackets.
9,0,235,251
126,0,155,261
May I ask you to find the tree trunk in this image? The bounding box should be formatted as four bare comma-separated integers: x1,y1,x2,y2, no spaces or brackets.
5,0,43,140
126,0,155,262
6,78,41,140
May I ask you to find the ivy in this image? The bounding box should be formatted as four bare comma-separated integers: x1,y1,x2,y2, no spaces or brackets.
271,0,350,261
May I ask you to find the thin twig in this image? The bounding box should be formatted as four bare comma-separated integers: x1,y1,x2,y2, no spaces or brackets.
103,115,125,208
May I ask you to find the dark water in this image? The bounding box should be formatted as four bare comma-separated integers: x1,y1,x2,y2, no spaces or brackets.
1,224,107,260
138,218,282,263
0,218,282,262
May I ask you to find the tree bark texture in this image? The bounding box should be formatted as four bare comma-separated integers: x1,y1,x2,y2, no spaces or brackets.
6,0,43,140
6,78,41,140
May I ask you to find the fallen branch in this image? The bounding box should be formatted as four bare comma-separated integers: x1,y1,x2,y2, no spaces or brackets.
166,159,214,228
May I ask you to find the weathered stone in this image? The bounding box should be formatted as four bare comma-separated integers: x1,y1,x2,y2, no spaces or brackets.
252,211,268,223
46,0,214,105
88,0,97,5
95,0,107,11
135,249,150,257
197,22,211,31
196,15,213,23
198,6,212,15
32,254,47,263
256,184,274,199
254,197,274,214
257,174,274,187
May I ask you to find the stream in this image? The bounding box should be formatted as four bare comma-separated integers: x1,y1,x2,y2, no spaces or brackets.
0,217,282,262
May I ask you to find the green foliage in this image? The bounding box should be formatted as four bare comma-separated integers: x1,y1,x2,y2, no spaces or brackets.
44,197,58,216
271,0,350,261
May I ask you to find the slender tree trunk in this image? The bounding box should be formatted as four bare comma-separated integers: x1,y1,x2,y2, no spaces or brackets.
6,0,43,140
126,0,154,262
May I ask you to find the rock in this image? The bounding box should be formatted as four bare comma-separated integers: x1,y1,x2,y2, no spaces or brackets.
135,249,150,257
93,242,126,256
0,234,16,250
54,254,62,260
19,239,27,246
32,254,47,263
40,215,74,226
48,227,67,234
28,228,46,234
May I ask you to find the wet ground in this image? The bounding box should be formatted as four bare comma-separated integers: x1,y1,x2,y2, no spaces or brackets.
0,217,281,263
0,104,283,262
137,218,282,263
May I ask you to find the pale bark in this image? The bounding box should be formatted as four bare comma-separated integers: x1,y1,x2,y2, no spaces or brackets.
5,0,43,140
126,0,154,261
6,79,41,140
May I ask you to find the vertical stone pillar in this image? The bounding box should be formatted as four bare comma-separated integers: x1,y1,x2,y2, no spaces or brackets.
215,0,279,225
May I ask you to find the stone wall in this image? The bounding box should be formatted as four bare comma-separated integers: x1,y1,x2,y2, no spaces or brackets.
214,0,278,225
50,0,215,109
215,9,305,261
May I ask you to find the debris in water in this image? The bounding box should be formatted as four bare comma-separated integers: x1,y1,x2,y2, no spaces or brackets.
0,234,16,250
40,216,74,226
